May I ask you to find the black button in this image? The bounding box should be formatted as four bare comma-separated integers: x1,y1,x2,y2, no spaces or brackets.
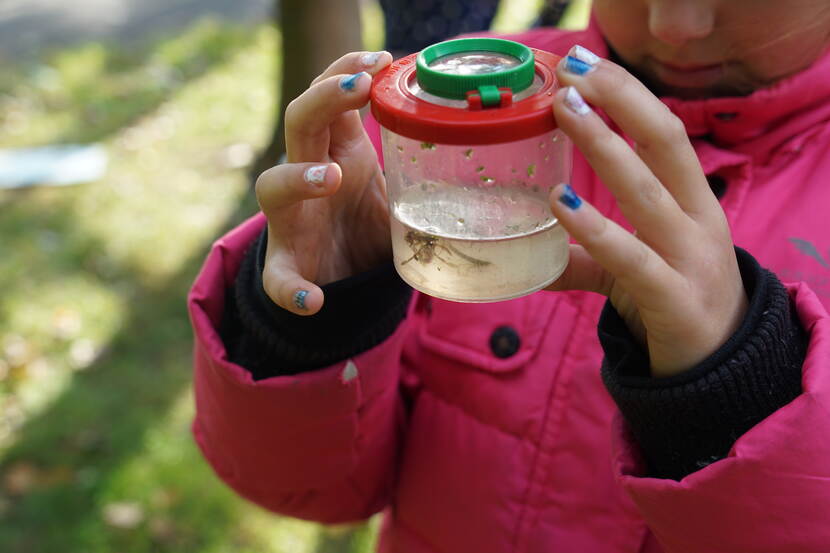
707,175,727,199
490,326,521,358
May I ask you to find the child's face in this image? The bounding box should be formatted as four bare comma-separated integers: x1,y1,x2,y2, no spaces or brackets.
592,0,830,98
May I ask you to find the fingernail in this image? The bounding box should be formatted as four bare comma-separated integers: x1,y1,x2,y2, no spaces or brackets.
563,86,591,116
562,56,595,76
304,164,329,186
340,71,368,91
558,184,582,209
360,51,383,67
293,290,309,310
567,45,600,66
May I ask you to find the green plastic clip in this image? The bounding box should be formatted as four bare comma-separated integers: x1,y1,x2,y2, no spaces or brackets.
477,85,502,107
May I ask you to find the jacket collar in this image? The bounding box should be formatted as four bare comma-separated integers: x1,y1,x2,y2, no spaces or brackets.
661,46,830,153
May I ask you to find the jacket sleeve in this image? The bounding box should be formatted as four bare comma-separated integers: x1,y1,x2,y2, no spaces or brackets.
188,213,412,523
605,268,830,551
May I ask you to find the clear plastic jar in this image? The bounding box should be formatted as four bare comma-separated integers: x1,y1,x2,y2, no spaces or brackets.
372,38,572,302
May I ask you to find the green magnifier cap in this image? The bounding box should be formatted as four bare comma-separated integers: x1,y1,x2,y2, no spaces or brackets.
416,38,535,101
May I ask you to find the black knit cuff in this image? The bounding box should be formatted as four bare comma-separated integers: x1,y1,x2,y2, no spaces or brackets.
221,228,412,380
600,248,806,480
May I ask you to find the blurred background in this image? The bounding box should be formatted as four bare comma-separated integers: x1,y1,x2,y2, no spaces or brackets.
0,0,590,551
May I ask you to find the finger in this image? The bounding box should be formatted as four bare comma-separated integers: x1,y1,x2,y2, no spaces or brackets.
285,71,373,162
255,162,342,213
545,244,612,295
553,86,694,259
311,50,393,86
262,246,325,316
304,51,392,163
556,46,716,218
549,183,680,310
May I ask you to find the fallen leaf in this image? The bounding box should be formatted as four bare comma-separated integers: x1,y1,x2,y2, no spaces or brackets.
102,501,145,529
51,307,82,339
40,465,74,487
3,334,32,368
3,462,39,495
149,516,176,541
69,338,98,369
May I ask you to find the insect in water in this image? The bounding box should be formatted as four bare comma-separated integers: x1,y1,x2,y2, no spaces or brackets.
401,231,491,268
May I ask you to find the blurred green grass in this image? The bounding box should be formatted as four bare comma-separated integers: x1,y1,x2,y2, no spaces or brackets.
0,1,590,551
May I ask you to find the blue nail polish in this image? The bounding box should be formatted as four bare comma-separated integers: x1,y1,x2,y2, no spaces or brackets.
558,184,582,209
339,72,365,91
293,290,309,310
563,56,594,76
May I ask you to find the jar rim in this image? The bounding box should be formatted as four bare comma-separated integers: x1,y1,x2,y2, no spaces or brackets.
371,48,563,146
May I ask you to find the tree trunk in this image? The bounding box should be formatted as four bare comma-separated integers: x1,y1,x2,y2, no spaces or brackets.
251,0,363,182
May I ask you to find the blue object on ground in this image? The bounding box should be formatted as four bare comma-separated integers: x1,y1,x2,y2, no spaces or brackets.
0,144,108,189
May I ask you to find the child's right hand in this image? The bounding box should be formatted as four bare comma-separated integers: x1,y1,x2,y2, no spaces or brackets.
255,51,394,315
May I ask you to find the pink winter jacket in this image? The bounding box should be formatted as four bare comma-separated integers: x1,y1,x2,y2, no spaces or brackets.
188,22,830,553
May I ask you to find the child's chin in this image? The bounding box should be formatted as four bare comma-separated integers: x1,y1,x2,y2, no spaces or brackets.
647,78,757,100
657,85,716,100
629,62,758,100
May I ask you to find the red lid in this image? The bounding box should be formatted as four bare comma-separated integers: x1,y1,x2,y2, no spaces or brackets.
370,49,562,145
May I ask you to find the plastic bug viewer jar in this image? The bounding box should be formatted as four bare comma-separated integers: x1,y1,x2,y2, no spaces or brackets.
371,38,571,302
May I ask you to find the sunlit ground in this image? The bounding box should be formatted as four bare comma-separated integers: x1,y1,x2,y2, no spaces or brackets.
0,1,589,551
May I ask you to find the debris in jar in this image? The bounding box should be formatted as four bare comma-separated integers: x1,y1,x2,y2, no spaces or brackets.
526,164,536,177
476,165,485,173
480,176,495,184
464,148,474,159
421,142,437,150
397,145,404,152
411,156,417,163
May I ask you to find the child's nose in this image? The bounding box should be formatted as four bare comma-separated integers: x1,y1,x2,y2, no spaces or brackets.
648,0,716,47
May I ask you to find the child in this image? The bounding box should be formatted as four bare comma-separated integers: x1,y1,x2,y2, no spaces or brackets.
188,1,830,551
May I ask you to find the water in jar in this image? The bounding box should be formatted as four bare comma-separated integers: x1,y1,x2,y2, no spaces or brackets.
391,183,569,302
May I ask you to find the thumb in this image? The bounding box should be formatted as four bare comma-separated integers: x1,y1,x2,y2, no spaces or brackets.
545,244,612,295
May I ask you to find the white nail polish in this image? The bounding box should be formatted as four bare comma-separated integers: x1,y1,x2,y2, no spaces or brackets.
568,45,601,66
360,51,382,67
564,87,591,116
304,165,328,185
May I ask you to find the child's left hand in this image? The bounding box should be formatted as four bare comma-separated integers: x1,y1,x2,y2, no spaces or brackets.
546,48,749,378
